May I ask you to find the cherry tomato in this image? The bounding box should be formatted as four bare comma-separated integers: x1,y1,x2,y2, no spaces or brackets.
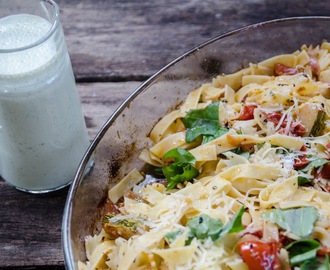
265,112,306,137
237,105,257,120
238,240,281,270
315,162,330,180
291,122,306,137
293,145,308,169
265,112,282,125
293,154,309,168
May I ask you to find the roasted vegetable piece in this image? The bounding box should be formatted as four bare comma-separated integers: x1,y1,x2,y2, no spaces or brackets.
103,214,143,240
298,103,326,136
310,110,326,136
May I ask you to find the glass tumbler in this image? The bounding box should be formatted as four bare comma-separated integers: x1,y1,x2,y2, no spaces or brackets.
0,0,91,193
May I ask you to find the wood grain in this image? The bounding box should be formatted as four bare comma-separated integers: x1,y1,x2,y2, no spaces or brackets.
0,82,137,268
56,0,330,81
1,0,330,268
78,82,140,139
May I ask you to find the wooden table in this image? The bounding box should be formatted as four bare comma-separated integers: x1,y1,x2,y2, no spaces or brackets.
1,0,330,269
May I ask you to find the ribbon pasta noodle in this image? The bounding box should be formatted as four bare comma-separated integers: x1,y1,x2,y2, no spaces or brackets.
80,42,330,270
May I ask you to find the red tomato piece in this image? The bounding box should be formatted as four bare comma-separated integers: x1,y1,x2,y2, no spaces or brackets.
237,105,257,120
265,112,306,137
293,146,308,169
238,240,281,270
265,112,282,125
274,63,298,76
318,245,330,255
291,122,306,137
315,162,330,180
293,154,309,168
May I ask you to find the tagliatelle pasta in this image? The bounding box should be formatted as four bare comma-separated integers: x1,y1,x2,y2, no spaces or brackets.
79,42,330,270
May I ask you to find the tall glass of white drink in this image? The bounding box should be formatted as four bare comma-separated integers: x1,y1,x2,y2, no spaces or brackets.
0,0,91,193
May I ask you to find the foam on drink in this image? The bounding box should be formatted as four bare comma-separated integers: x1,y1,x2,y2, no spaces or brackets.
0,14,56,76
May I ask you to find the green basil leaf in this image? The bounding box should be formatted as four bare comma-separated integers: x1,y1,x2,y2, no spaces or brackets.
162,148,199,190
164,230,182,244
285,239,321,266
230,148,250,159
183,102,221,143
187,214,224,242
163,163,199,190
202,127,228,144
219,206,245,236
187,207,244,243
301,157,328,173
262,207,318,237
298,176,311,186
163,148,196,164
300,255,330,270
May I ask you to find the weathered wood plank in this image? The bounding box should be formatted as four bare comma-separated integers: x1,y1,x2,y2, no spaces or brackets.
56,0,330,81
78,82,140,139
0,182,68,268
1,0,330,268
0,82,138,268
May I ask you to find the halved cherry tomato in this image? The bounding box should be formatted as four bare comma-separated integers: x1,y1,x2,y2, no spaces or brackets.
294,145,309,169
237,105,257,120
264,112,306,137
290,122,306,137
238,240,281,270
293,154,309,168
315,162,330,180
265,112,282,125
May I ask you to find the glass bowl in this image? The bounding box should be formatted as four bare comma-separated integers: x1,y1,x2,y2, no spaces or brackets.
62,16,330,269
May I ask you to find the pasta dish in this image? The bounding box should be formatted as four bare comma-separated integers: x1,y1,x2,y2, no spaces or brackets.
79,42,330,270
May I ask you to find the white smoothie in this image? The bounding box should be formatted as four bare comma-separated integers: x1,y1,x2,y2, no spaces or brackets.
0,14,90,192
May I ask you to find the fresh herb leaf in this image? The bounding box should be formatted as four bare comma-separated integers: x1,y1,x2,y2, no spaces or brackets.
183,102,228,143
300,255,330,270
154,167,164,175
262,206,318,238
298,176,311,186
164,163,199,190
163,148,196,164
187,214,224,242
220,206,245,235
230,147,250,159
186,207,244,243
301,157,328,173
164,230,182,244
285,239,321,266
162,148,199,190
202,127,228,144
